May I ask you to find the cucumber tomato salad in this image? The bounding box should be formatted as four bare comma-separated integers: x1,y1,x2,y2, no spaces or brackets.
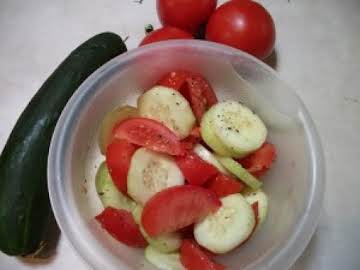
94,71,276,270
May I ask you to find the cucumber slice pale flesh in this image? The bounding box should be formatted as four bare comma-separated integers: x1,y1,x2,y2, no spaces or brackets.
206,101,268,158
200,109,235,157
127,148,184,205
243,189,268,226
194,193,255,254
138,86,196,139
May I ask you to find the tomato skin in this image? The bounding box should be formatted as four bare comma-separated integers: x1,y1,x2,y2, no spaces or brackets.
157,71,218,122
180,240,226,270
112,117,185,156
157,0,217,34
139,26,193,46
205,173,244,197
206,0,276,59
141,185,221,236
106,139,136,194
95,207,147,248
238,142,276,177
176,151,218,185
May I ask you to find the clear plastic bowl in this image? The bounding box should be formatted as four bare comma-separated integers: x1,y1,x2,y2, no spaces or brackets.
48,40,325,270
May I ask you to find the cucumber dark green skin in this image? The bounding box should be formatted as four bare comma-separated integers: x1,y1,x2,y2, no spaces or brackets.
0,32,127,256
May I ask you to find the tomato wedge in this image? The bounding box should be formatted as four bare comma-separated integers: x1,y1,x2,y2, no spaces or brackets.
157,71,218,122
141,185,221,237
157,70,192,90
106,139,136,194
181,127,201,150
180,240,226,270
95,207,147,248
238,143,276,177
176,151,218,186
205,174,244,197
112,117,185,156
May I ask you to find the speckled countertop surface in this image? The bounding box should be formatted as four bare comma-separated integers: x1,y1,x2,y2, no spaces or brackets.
0,0,359,269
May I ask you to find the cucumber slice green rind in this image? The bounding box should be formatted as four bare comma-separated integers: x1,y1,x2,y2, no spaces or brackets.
194,194,255,254
145,246,185,270
216,156,262,190
132,205,181,253
95,162,136,211
200,108,235,156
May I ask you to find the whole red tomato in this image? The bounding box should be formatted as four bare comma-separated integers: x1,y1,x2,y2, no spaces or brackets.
139,26,193,46
157,0,217,34
206,0,276,59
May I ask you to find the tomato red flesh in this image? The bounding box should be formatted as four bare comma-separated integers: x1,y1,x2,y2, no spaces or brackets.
206,0,276,59
105,139,136,194
157,0,217,34
180,239,226,270
238,143,276,177
95,207,147,248
112,117,185,156
176,151,218,186
181,127,202,150
139,26,193,46
157,71,218,122
157,70,192,90
141,185,221,237
205,173,244,197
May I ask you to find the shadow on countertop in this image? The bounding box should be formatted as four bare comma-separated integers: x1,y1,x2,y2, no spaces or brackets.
263,49,278,70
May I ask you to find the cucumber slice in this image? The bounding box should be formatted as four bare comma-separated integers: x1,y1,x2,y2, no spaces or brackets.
200,109,235,156
216,156,262,190
243,189,268,226
210,101,267,158
145,246,185,270
193,144,229,175
138,86,196,139
98,105,137,154
95,162,136,211
194,194,255,254
132,205,181,253
127,148,184,205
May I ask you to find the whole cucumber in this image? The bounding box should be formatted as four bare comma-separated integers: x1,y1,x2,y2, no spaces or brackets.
0,32,127,256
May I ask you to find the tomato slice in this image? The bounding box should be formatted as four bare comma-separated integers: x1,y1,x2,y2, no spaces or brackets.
157,71,218,122
180,240,226,270
176,151,218,186
141,185,221,237
112,117,185,156
181,127,201,150
157,70,192,90
105,139,136,194
205,173,244,197
238,143,276,177
95,207,147,248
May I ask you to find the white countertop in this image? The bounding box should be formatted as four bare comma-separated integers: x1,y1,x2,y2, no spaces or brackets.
0,0,359,269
